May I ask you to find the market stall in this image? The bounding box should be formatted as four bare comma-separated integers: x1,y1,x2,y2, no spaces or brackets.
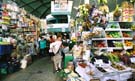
0,0,40,75
75,61,132,81
67,0,135,81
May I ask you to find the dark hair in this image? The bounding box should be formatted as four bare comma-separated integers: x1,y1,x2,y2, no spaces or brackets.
79,41,83,44
41,37,44,39
62,42,68,46
57,34,62,38
50,36,53,38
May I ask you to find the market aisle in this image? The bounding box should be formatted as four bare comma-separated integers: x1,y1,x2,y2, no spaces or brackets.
2,57,63,81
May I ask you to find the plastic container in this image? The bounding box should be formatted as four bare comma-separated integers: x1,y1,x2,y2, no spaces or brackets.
64,54,73,68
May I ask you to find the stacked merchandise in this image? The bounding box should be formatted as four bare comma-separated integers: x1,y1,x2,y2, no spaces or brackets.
0,0,13,76
0,0,40,76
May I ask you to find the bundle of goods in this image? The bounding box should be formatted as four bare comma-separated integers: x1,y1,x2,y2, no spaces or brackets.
121,1,134,22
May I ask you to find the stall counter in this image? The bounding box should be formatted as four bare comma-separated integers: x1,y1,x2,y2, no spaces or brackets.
75,63,132,81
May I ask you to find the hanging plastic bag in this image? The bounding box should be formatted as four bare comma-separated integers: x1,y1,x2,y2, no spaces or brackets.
20,59,27,69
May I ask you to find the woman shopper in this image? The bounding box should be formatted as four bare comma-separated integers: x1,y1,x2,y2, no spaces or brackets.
39,36,46,57
50,35,62,72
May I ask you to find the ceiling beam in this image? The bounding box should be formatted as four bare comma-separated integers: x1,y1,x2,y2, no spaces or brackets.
18,0,34,9
19,0,37,8
39,0,44,3
13,0,19,4
30,1,51,14
40,6,50,18
19,0,41,15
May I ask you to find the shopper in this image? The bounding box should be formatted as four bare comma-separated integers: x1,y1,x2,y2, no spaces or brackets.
61,42,69,68
33,37,39,55
62,42,69,59
39,36,46,57
62,36,69,43
49,35,56,57
49,35,55,43
119,49,131,65
50,35,62,72
28,37,37,61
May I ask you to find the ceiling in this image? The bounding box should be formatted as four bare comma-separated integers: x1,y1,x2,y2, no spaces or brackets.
14,0,51,18
13,0,132,19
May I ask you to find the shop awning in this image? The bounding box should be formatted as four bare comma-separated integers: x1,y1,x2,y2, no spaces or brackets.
47,28,70,32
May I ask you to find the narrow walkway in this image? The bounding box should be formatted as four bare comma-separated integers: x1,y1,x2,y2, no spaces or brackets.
2,57,63,81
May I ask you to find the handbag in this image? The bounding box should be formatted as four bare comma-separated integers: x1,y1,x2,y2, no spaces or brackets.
49,46,60,56
50,52,55,56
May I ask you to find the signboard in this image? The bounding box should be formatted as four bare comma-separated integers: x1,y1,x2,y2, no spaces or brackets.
51,0,73,15
54,0,68,11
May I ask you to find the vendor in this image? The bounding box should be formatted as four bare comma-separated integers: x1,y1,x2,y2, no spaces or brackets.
72,41,83,66
83,45,91,61
119,49,131,65
61,42,69,60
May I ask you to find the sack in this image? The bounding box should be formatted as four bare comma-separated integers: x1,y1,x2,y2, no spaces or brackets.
20,59,27,69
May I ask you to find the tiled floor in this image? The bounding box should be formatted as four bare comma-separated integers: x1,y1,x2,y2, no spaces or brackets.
2,57,63,81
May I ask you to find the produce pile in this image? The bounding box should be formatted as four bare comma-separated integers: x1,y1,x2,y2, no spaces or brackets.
78,4,90,17
93,41,106,47
107,24,119,29
122,32,131,37
129,64,135,69
108,53,120,62
124,40,133,47
131,25,135,30
82,32,96,40
111,63,125,71
106,32,121,38
119,22,132,29
113,41,123,47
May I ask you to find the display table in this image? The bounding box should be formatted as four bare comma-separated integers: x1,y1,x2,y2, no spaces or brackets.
75,63,132,81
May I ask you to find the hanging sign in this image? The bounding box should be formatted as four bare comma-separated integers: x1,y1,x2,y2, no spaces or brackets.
54,0,68,11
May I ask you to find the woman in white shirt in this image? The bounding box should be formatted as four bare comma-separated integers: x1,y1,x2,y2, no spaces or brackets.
50,35,62,72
